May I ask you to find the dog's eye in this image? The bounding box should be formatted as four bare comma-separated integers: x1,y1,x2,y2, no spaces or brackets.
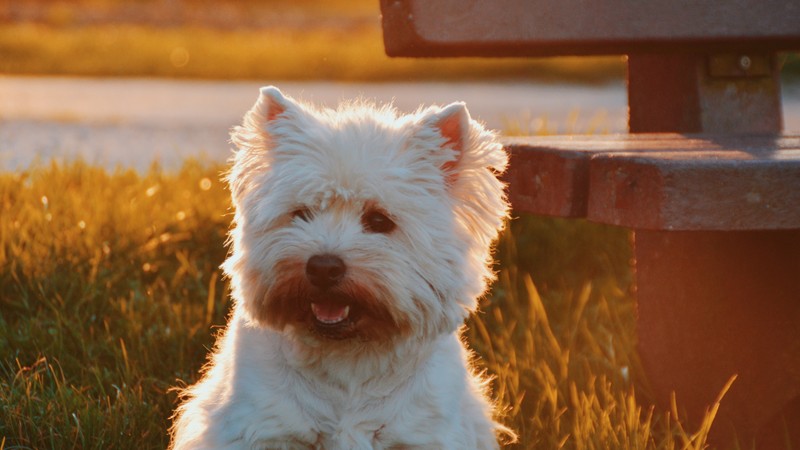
291,207,312,222
362,210,396,234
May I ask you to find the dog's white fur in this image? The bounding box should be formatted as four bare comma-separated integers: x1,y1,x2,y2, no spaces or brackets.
169,87,512,450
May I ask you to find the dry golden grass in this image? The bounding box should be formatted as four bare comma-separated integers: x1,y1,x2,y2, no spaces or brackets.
0,160,726,449
0,22,625,82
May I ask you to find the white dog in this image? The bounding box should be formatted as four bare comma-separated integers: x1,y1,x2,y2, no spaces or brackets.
169,87,513,450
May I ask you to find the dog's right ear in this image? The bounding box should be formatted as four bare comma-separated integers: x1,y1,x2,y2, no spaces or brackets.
229,86,299,204
232,86,299,149
255,86,292,124
230,86,305,158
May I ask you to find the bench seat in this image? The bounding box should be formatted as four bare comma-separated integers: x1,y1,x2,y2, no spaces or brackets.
504,134,800,230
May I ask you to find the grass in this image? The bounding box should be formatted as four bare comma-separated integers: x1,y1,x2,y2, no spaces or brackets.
1,0,797,83
0,160,728,449
0,161,230,449
0,22,624,83
0,0,625,83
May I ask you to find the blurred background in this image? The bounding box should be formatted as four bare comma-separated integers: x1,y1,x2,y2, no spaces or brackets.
0,0,627,81
0,0,797,169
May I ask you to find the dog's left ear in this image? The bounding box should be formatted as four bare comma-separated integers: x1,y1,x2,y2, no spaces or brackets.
424,102,470,185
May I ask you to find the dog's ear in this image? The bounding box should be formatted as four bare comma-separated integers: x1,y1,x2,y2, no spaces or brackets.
424,102,470,185
231,86,298,153
256,86,293,124
229,86,302,204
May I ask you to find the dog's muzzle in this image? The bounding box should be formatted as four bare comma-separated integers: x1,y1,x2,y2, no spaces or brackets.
305,254,358,339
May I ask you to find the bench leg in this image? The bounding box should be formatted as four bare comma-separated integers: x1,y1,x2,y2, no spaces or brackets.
628,53,783,134
634,229,800,449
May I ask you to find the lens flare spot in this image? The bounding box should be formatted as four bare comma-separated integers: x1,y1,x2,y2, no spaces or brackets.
170,47,190,68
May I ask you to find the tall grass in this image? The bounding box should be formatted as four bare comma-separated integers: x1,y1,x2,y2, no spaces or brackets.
472,219,730,449
0,161,721,448
0,161,230,449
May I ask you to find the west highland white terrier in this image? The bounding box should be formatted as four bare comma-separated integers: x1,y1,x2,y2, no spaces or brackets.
169,87,513,450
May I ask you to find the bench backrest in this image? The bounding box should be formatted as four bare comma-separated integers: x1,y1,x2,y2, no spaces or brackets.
381,0,800,57
381,0,800,134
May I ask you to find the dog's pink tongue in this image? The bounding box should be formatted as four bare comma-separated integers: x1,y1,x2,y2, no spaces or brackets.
311,302,350,324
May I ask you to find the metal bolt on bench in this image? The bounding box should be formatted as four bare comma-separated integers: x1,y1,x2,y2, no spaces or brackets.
380,1,800,448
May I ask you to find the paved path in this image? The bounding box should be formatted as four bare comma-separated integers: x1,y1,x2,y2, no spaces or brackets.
1,76,798,170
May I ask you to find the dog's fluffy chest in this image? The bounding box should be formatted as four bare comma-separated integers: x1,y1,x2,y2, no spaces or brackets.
221,324,462,449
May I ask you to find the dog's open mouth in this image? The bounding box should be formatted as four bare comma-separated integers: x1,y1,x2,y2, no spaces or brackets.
308,298,358,340
311,301,350,324
287,288,399,342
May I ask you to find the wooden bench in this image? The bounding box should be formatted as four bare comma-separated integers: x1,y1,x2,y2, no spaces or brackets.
380,1,800,448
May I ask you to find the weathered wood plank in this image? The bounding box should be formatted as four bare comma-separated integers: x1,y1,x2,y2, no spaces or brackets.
380,0,800,56
504,135,800,230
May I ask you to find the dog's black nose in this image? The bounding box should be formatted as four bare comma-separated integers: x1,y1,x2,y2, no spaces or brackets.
306,254,346,288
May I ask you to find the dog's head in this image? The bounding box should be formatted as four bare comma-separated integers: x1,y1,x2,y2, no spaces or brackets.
224,87,508,343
